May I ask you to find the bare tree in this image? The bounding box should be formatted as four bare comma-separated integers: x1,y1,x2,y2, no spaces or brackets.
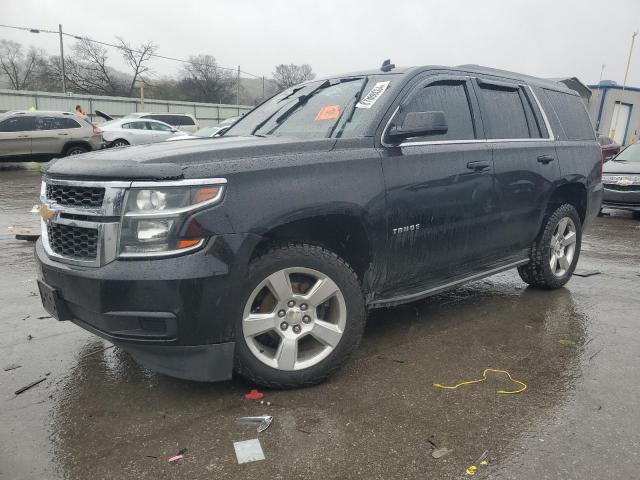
272,63,315,90
63,38,127,95
0,40,44,90
179,55,235,103
116,38,157,96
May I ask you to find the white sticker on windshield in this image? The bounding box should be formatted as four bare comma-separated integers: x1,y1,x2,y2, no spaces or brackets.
356,81,390,109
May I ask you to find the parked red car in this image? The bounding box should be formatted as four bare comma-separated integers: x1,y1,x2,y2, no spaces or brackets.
597,135,621,162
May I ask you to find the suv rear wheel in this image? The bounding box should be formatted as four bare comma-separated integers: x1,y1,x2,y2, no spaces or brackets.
234,243,365,388
64,145,88,156
518,203,582,289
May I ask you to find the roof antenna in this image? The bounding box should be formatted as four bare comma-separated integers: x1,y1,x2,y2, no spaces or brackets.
380,59,395,72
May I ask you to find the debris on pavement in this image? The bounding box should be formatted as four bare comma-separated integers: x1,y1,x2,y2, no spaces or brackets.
244,389,265,400
234,438,265,464
15,373,50,395
237,415,273,433
27,334,34,341
168,448,187,463
574,270,602,278
432,447,453,459
3,364,22,371
559,339,577,346
465,450,493,476
434,368,527,395
8,226,40,241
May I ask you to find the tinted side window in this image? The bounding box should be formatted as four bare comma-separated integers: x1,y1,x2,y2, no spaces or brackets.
182,116,195,126
36,117,56,130
476,83,533,139
544,90,595,141
401,80,476,141
148,114,175,125
53,117,81,129
0,116,35,132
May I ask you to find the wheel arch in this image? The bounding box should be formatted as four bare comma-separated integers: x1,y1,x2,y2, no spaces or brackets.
62,140,91,155
544,182,588,224
249,209,373,285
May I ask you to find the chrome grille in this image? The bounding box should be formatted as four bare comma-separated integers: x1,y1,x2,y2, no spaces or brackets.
46,223,99,260
604,183,640,192
46,184,105,208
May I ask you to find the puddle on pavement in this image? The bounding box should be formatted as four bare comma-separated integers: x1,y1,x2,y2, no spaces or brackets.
48,276,587,479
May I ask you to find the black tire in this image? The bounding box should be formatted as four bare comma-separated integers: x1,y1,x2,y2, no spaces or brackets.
111,139,129,148
64,145,88,156
518,204,582,289
234,243,365,389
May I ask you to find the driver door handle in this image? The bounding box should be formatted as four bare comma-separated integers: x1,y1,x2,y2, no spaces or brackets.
466,160,491,171
537,155,554,164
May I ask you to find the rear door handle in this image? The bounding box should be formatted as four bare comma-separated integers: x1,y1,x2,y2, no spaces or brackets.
537,155,554,164
57,133,69,136
466,160,491,171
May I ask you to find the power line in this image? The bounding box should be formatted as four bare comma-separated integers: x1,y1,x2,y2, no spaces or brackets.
0,23,263,77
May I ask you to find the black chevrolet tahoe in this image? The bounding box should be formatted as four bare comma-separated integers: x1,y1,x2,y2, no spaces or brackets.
36,64,602,388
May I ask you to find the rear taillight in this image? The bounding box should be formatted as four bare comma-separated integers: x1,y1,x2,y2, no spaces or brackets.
93,126,102,135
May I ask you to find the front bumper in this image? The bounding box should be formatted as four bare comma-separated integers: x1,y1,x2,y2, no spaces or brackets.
602,186,640,211
35,233,261,381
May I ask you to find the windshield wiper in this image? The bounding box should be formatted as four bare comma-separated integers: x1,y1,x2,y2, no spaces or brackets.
330,78,367,138
248,87,306,136
250,83,330,136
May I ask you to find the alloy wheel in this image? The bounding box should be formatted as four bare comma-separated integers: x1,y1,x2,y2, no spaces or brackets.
242,267,346,371
549,216,577,277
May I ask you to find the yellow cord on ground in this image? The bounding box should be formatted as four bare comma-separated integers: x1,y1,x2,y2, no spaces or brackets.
434,368,527,394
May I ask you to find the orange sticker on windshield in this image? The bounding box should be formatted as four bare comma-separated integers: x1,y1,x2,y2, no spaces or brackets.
315,105,341,121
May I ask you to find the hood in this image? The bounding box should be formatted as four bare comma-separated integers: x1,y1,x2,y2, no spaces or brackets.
43,136,336,180
603,160,640,175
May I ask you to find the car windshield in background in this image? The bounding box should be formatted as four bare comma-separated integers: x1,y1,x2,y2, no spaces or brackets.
613,143,640,162
194,126,220,137
225,75,394,139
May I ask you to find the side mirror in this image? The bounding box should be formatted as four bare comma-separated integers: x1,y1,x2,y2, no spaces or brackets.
388,111,448,141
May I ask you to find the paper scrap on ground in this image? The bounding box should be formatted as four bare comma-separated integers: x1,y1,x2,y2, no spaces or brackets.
234,439,265,464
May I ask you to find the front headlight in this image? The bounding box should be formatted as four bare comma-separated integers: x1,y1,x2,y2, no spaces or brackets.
119,182,224,257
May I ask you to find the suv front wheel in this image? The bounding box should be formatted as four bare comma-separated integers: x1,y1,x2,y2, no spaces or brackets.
518,203,582,289
234,243,365,388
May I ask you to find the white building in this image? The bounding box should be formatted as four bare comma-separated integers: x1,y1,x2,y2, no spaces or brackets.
588,81,640,146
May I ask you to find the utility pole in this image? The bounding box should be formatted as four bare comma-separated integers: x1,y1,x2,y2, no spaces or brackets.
262,76,265,100
236,66,240,108
611,31,637,143
58,24,67,94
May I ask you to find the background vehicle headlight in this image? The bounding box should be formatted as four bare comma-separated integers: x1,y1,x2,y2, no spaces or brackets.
119,183,224,256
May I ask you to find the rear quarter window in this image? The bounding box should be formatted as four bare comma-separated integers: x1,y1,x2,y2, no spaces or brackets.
543,90,595,141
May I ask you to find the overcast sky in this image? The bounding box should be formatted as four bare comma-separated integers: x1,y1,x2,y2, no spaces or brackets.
1,0,639,86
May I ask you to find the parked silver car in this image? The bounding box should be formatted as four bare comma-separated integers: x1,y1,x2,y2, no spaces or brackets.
0,111,103,162
101,118,187,147
123,112,199,134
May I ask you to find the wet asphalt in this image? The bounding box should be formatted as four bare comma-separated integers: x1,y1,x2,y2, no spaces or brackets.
1,164,639,480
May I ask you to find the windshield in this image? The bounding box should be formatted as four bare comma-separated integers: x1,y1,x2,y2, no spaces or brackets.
224,75,396,139
613,143,640,162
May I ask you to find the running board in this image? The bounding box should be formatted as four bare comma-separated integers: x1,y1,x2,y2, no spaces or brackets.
368,258,529,309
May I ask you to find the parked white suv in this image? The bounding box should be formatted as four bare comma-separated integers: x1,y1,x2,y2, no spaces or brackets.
123,112,199,133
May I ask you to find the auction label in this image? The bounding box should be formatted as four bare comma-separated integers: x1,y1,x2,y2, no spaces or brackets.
356,81,390,109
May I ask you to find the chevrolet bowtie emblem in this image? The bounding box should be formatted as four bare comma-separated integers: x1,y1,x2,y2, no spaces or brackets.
617,178,633,187
38,204,56,223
